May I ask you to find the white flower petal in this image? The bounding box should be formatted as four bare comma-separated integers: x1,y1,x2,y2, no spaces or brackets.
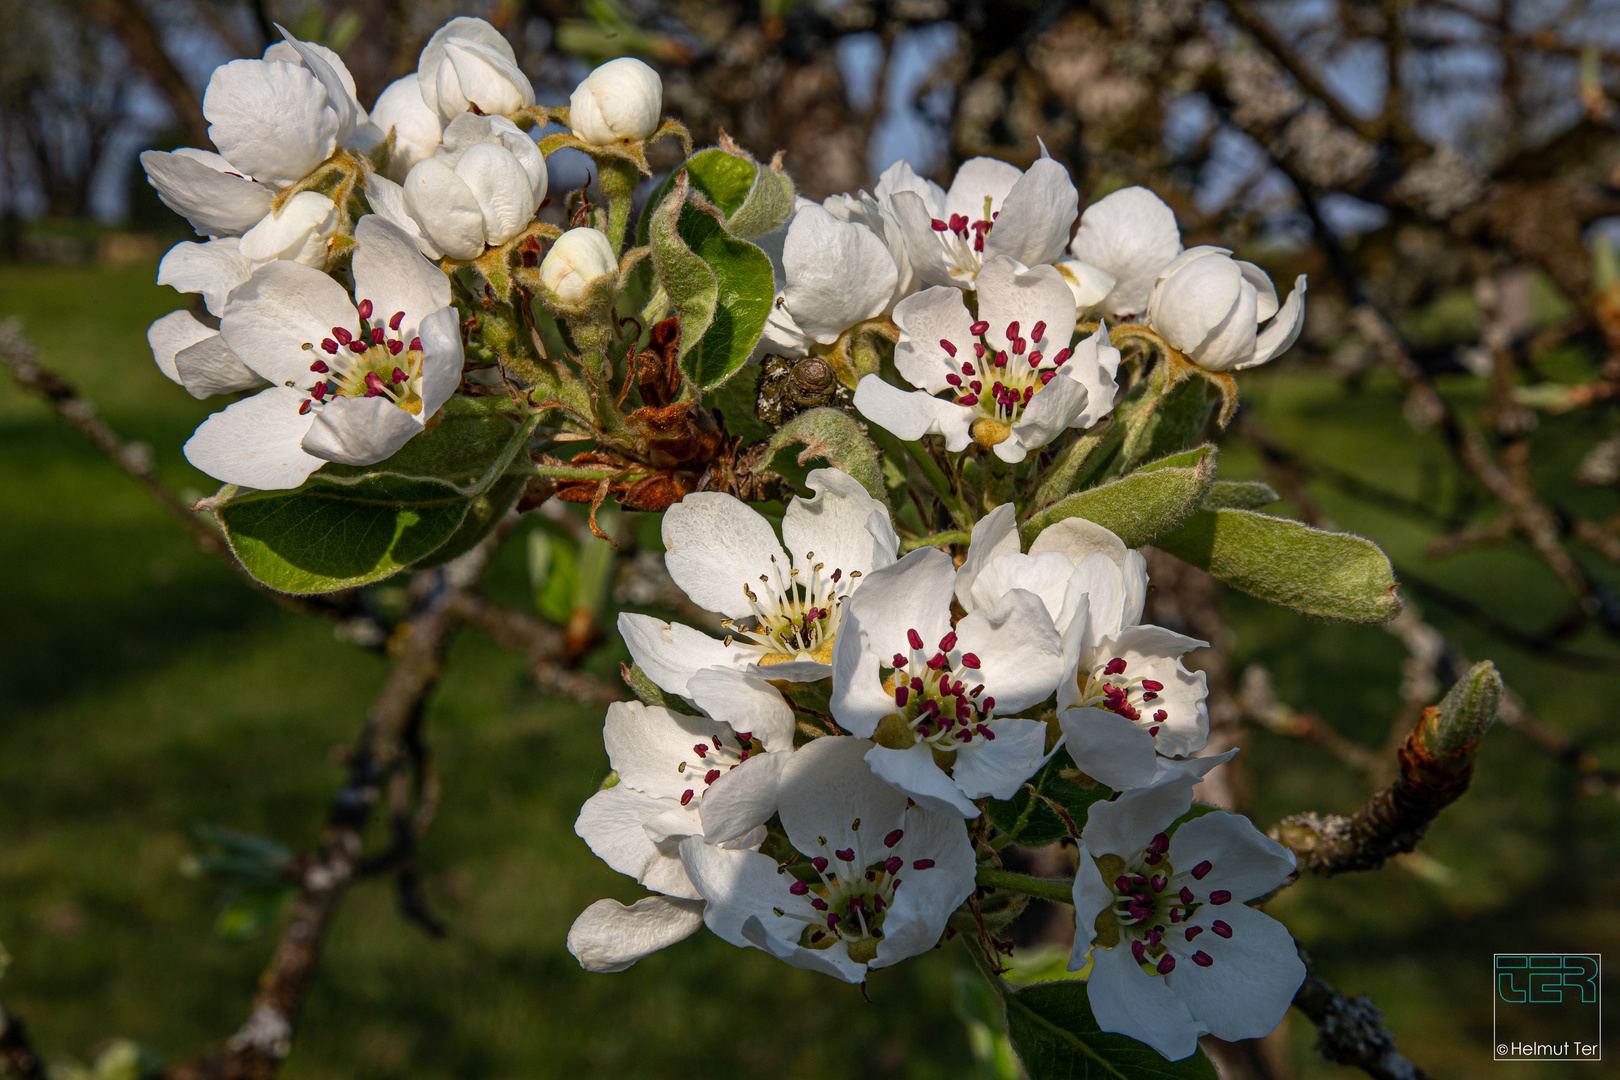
686,667,796,752
566,895,705,973
699,752,786,843
873,159,945,215
1167,811,1296,902
1029,516,1128,568
865,743,980,817
892,285,974,392
1060,706,1160,791
403,156,485,259
662,493,787,619
1242,274,1308,370
1005,370,1089,461
175,333,263,399
954,589,1065,714
415,306,464,418
1055,256,1116,311
869,804,976,968
453,142,534,246
616,613,748,697
679,835,804,946
370,76,443,182
1095,624,1209,759
445,38,535,118
780,204,898,343
569,57,662,144
741,914,868,983
1147,247,1242,357
576,785,699,899
777,736,907,861
204,59,339,187
781,467,896,587
1070,186,1183,317
983,153,1078,269
1087,940,1206,1060
417,17,523,119
830,548,956,736
851,377,974,451
183,385,323,490
945,156,1022,222
300,395,424,465
887,189,956,287
220,259,357,386
1056,324,1122,430
603,700,730,799
148,309,216,384
361,174,441,259
1239,260,1280,322
968,552,1076,629
1081,775,1194,859
950,717,1051,801
353,215,454,340
140,150,273,237
1190,278,1258,372
974,257,1077,358
953,504,1021,614
237,190,337,265
157,238,252,316
1165,901,1304,1044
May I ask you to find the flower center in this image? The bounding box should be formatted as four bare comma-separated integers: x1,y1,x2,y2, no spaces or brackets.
879,628,997,750
935,318,1074,432
721,553,857,666
1078,656,1170,738
298,299,424,416
928,196,997,279
673,730,759,808
1094,836,1233,976
772,822,938,964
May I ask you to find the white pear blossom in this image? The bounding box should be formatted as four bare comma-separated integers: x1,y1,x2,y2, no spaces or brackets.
619,468,897,693
853,256,1120,463
679,735,975,983
1147,247,1308,373
885,148,1078,288
237,190,339,265
183,216,461,490
1068,186,1183,318
148,238,261,400
395,113,547,259
569,667,797,971
1070,774,1304,1060
819,159,931,305
569,57,663,144
140,29,363,239
416,17,535,124
539,227,618,303
370,75,445,182
829,547,1066,817
761,202,898,356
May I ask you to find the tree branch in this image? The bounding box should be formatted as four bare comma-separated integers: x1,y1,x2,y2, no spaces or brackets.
1292,942,1435,1080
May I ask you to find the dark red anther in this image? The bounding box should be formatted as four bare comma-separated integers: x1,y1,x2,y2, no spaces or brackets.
1168,908,1183,924
1104,657,1127,676
693,744,709,757
358,299,373,320
826,913,841,929
1212,919,1232,938
939,338,957,357
371,327,385,344
1180,886,1194,905
893,653,907,668
389,311,404,331
309,359,329,373
1142,679,1164,692
930,218,948,232
945,374,962,386
409,337,421,351
950,213,967,232
1185,925,1203,941
332,326,351,344
298,400,312,415
872,895,885,912
1006,321,1019,341
1146,833,1170,855
388,339,403,355
961,653,981,669
789,880,810,895
907,629,924,651
364,371,386,396
835,848,855,861
975,724,996,741
974,342,986,360
1191,861,1212,880
981,696,995,712
970,320,989,336
1148,726,1161,736
1210,891,1232,905
391,367,407,384
1039,370,1056,385
958,393,979,406
913,859,935,870
321,338,339,354
1192,950,1213,967
1131,940,1147,963
969,684,984,698
1021,386,1033,405
884,829,904,848
961,361,975,376
894,685,909,707
1028,350,1043,366
1145,928,1163,946
1054,347,1072,366
811,897,828,910
926,652,946,670
1031,320,1046,342
680,789,694,806
812,857,828,873
939,631,958,652
704,769,721,785
1154,710,1168,723
1151,874,1167,892
1142,691,1158,702
1157,955,1176,974
910,677,924,692
311,382,327,400
349,338,369,353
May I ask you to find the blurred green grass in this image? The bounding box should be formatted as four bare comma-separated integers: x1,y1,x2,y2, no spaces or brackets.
1,262,1616,1078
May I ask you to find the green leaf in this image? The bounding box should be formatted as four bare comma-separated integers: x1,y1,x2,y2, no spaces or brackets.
1117,376,1215,475
638,144,797,244
215,404,531,594
529,530,579,625
987,749,1108,849
674,203,774,388
1202,480,1279,510
413,472,526,569
765,407,890,507
650,173,719,354
1001,979,1220,1080
1155,508,1402,622
1021,446,1216,548
1028,421,1124,513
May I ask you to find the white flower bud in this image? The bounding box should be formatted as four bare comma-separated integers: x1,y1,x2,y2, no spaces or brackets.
569,58,663,144
1146,246,1307,373
539,228,618,303
370,76,444,182
416,17,535,124
237,191,338,265
400,115,546,259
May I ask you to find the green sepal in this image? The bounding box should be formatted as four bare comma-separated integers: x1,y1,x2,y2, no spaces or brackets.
764,407,890,507
1020,446,1217,548
1155,507,1403,623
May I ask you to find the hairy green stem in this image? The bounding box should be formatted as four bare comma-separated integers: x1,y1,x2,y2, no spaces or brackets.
975,867,1074,906
900,530,971,552
597,157,642,257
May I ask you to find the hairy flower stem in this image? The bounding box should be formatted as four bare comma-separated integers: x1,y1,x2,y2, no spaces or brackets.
900,530,972,553
974,866,1074,906
596,157,642,257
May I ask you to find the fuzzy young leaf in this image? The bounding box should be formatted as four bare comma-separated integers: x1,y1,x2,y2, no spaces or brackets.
637,144,796,243
765,406,889,506
650,174,719,351
1117,376,1216,475
1021,446,1216,548
1001,979,1220,1080
1155,508,1402,622
1202,480,1279,510
674,204,774,388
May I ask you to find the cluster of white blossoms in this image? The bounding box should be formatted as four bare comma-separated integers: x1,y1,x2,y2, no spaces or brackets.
573,467,1306,1060
141,19,662,489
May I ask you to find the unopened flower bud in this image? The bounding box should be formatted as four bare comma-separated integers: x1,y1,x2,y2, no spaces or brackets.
416,17,535,124
539,227,618,303
1146,246,1307,373
569,57,663,144
1421,660,1503,760
370,76,444,182
237,191,337,265
401,115,546,260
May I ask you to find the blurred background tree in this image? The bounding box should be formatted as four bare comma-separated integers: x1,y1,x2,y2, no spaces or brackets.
1,2,1617,1078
